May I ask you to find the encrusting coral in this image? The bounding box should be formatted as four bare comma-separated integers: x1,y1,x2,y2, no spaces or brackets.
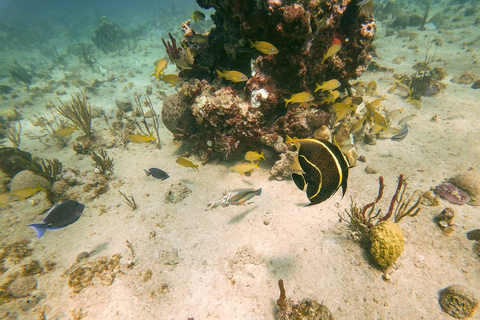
161,0,376,161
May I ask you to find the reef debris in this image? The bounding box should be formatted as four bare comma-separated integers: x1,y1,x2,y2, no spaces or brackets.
161,0,375,160
276,279,334,320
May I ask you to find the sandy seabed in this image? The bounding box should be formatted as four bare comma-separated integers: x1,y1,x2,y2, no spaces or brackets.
1,5,480,320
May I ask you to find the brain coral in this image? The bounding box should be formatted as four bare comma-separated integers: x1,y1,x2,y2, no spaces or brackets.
369,220,405,268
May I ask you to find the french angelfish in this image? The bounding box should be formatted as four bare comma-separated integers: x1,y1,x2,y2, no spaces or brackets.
29,200,85,238
291,139,350,206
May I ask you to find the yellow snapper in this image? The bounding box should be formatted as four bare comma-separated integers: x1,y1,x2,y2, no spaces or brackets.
191,10,205,23
365,79,377,96
324,90,340,103
248,39,278,55
183,44,195,65
216,70,248,82
245,151,265,163
129,131,156,143
10,186,44,200
284,92,315,107
321,43,342,64
176,157,199,171
151,59,168,80
229,162,259,175
350,116,366,134
315,79,341,92
159,74,183,86
54,125,78,137
332,102,354,124
174,58,193,70
188,34,208,44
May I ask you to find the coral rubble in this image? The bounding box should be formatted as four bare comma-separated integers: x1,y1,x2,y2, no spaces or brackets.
161,0,375,160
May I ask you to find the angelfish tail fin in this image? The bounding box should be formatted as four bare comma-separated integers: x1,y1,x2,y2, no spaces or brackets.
29,223,48,238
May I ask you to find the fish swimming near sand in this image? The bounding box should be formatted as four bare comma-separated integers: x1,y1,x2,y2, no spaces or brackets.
54,125,78,138
29,200,85,238
391,124,409,141
151,58,168,80
144,168,169,180
229,162,259,175
228,188,262,205
291,139,350,206
129,131,156,143
176,157,199,171
245,151,265,163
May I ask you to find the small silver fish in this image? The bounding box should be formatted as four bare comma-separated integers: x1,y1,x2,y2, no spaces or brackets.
391,124,409,141
398,113,416,125
227,188,262,205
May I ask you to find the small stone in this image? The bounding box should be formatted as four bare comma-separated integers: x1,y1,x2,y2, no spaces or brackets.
365,166,378,174
263,218,271,225
439,284,478,319
363,133,376,145
435,183,469,205
164,183,192,204
10,170,50,191
358,155,366,163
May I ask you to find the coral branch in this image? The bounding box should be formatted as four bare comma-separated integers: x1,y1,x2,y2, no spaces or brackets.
162,33,181,62
381,174,404,222
361,176,384,217
276,279,287,310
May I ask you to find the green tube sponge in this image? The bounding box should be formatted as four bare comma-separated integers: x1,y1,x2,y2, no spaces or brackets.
369,221,405,268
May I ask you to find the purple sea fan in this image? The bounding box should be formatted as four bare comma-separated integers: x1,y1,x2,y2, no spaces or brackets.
434,183,469,205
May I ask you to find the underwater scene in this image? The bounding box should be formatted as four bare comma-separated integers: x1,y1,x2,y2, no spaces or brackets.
0,0,479,318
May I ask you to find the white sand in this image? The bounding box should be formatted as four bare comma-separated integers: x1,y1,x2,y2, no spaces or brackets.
1,3,480,319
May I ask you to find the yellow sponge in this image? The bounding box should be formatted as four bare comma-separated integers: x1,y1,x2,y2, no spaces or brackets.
369,220,405,268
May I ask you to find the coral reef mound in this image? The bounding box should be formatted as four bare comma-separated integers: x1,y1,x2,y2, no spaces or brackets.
162,0,375,160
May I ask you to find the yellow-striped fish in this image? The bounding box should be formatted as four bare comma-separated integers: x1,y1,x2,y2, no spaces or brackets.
151,59,168,80
321,44,342,64
176,157,199,171
248,39,278,55
324,90,340,103
284,92,315,107
216,70,248,82
245,151,265,162
54,125,78,137
315,79,341,92
129,131,156,143
229,162,259,175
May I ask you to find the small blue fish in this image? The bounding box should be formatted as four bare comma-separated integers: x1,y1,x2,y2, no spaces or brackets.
29,200,85,238
144,168,169,180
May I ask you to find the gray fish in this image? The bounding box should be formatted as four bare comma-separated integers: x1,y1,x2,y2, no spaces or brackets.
391,124,409,141
29,200,85,238
228,188,262,205
144,168,169,180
